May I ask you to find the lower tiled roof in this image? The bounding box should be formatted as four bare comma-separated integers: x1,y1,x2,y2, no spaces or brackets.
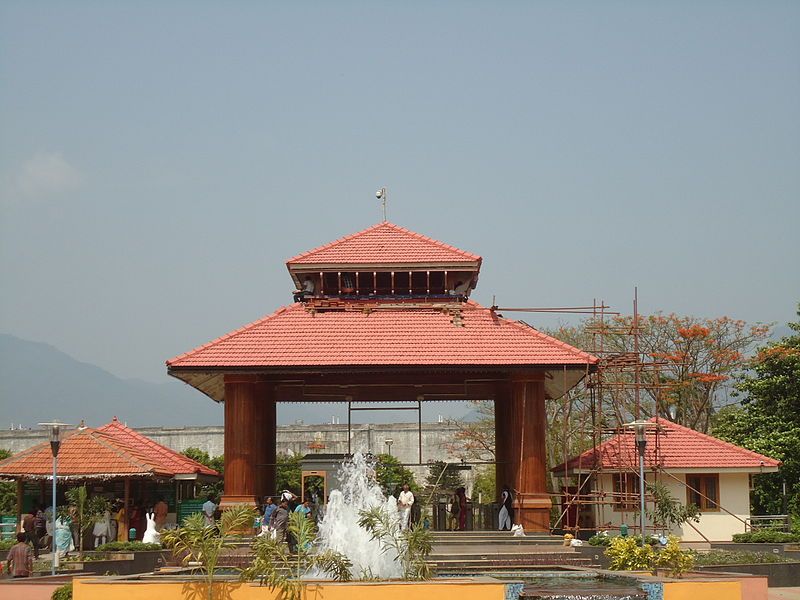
551,417,782,473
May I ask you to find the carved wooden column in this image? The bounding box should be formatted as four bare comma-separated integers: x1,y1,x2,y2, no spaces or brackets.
221,374,260,508
253,381,277,500
508,371,551,531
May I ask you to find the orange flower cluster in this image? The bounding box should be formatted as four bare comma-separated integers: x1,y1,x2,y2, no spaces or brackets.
677,325,712,339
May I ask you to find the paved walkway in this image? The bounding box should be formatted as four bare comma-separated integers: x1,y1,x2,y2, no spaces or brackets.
769,588,800,600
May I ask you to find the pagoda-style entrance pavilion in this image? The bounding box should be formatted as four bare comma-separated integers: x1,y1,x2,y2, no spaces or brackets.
167,222,597,530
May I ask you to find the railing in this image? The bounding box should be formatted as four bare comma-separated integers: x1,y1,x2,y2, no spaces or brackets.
746,514,791,532
430,503,500,531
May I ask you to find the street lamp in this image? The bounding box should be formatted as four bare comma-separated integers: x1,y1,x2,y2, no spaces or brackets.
39,421,70,575
384,438,393,457
624,420,657,546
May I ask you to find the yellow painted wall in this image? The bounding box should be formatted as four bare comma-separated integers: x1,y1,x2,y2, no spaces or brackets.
663,580,741,600
72,578,507,600
594,471,752,542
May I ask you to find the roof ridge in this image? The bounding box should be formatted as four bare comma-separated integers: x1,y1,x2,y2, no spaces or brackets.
90,429,161,474
166,304,295,366
285,221,481,264
648,417,781,466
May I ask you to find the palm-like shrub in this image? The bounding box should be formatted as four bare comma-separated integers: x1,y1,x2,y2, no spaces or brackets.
161,504,255,600
357,506,433,580
241,511,351,600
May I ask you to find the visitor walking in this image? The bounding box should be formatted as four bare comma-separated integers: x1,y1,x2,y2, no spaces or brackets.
498,484,514,531
397,484,415,530
262,497,276,523
455,487,468,531
7,533,33,578
270,500,289,543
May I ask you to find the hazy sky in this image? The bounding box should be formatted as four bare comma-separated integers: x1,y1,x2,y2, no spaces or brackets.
1,1,798,392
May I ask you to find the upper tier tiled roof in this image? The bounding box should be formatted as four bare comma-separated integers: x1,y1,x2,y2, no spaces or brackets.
551,418,782,473
0,418,219,480
166,301,598,369
286,221,481,266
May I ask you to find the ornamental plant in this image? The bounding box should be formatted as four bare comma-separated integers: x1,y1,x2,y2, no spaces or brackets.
605,535,695,577
357,505,433,580
161,504,255,600
241,511,351,600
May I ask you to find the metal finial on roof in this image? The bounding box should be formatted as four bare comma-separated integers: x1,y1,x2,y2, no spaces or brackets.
376,187,387,221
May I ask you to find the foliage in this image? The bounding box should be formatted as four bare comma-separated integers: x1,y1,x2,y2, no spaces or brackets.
425,461,464,499
357,505,433,580
161,504,256,600
443,401,496,462
0,448,15,515
61,486,110,558
605,536,657,571
182,448,225,498
731,531,800,543
95,541,162,552
241,511,351,600
472,466,496,502
0,538,15,550
692,549,792,565
51,582,72,600
276,453,302,495
374,453,419,497
605,535,695,577
645,481,700,533
713,308,800,517
588,534,613,546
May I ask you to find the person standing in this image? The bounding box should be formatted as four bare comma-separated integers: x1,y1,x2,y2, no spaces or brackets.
270,500,289,543
397,484,415,531
262,497,276,524
22,508,39,559
7,533,33,578
154,496,169,530
498,484,514,531
202,494,216,527
294,499,312,519
455,487,468,531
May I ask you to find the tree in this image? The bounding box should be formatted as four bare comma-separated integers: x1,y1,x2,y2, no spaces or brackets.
374,454,418,497
471,466,496,503
425,461,464,500
276,452,302,495
182,448,224,498
713,307,800,517
0,449,15,515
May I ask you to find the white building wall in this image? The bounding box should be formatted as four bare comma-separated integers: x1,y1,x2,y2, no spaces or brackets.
593,471,752,542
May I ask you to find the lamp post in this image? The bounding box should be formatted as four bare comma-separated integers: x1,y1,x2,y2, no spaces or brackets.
625,420,656,547
39,421,69,575
384,438,393,457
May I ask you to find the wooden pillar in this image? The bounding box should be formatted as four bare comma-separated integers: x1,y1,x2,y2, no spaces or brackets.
221,374,260,508
253,381,277,500
508,371,551,531
16,480,23,533
494,386,511,502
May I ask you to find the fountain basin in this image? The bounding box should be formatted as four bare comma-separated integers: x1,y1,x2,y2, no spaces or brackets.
72,574,516,600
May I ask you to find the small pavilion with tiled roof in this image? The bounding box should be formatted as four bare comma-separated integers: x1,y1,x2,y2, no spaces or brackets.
0,417,219,536
552,418,781,541
167,221,598,530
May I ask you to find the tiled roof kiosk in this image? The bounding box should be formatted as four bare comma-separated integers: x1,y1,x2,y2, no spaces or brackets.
167,221,598,531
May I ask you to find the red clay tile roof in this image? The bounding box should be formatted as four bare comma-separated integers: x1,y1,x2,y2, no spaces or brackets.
167,301,598,369
551,418,782,473
0,418,219,480
96,418,218,477
286,221,482,266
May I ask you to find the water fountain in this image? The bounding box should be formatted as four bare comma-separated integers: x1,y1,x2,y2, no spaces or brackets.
316,452,404,579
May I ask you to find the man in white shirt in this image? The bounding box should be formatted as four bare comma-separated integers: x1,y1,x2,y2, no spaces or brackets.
397,484,415,531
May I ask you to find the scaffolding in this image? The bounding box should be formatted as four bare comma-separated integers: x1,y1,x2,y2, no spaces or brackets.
496,290,749,540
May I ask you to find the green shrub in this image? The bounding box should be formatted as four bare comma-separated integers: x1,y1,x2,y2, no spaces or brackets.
51,582,72,600
0,539,15,551
731,531,800,543
588,534,613,546
606,536,656,571
94,541,162,552
657,536,695,577
693,550,792,565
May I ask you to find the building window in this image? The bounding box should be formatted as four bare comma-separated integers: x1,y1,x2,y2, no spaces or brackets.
612,473,641,510
686,474,719,511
